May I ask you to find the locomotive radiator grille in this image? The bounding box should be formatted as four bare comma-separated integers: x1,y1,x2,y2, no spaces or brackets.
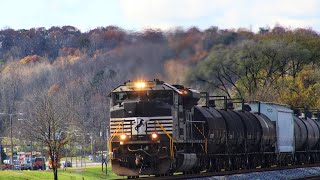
110,116,173,135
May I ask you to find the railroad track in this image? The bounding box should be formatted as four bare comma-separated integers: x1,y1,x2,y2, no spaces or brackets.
295,167,320,180
300,176,320,180
114,163,320,180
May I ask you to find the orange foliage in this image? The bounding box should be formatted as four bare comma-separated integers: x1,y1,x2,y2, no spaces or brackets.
48,158,61,169
57,48,81,64
20,55,41,64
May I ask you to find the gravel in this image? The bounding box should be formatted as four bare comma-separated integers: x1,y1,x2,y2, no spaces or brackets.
189,167,320,180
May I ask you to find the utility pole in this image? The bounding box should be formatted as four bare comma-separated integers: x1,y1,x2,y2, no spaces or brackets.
10,114,13,170
0,113,24,170
100,131,104,172
106,126,109,175
30,140,33,170
0,144,2,170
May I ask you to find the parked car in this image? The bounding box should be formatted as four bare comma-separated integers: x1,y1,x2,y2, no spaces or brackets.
4,159,10,169
13,160,21,170
33,157,46,170
62,161,72,168
14,164,21,170
20,160,32,170
4,163,10,169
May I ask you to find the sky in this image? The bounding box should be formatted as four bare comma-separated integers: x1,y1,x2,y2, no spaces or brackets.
0,0,319,32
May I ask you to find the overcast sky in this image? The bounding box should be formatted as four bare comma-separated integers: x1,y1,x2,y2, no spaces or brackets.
1,0,319,32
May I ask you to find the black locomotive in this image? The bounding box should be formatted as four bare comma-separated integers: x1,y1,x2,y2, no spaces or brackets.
108,79,320,178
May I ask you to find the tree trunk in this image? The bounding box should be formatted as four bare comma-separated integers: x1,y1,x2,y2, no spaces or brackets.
53,167,58,180
105,161,108,175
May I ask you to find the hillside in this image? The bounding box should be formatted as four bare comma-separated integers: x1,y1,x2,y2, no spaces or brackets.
1,25,320,153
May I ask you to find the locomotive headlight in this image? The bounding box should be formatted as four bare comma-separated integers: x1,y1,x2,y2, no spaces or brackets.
151,132,158,140
127,81,155,89
120,134,127,140
135,82,146,88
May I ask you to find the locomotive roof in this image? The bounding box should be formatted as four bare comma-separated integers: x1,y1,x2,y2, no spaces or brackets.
112,83,173,92
111,79,200,97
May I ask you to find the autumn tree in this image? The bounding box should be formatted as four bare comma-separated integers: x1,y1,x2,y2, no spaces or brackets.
276,67,320,108
187,38,313,101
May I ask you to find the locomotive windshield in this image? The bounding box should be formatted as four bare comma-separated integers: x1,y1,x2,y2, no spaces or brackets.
113,90,173,105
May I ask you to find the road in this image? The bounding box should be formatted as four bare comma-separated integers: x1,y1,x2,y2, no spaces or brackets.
71,161,101,167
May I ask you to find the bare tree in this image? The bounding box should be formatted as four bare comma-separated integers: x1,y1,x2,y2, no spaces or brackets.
24,91,70,180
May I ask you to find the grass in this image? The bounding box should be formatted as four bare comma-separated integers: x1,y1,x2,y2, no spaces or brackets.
0,165,122,180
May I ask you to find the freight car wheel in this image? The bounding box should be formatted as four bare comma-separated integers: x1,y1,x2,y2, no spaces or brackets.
226,157,232,171
264,155,271,168
213,158,221,172
245,155,249,169
294,155,299,165
261,155,266,168
235,156,241,170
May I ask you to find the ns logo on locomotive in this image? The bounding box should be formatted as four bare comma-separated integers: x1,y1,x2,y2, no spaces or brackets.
108,79,320,178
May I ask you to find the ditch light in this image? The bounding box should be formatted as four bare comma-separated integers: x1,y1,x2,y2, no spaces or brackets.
151,132,158,140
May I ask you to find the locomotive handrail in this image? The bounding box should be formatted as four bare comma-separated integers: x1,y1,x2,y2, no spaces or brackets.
194,123,208,155
108,123,122,153
156,120,174,159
